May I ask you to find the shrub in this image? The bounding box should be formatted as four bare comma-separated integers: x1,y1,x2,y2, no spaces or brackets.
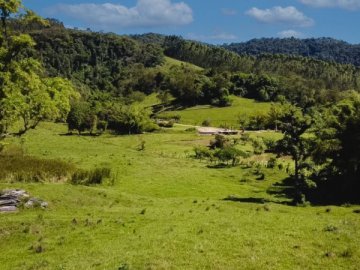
263,137,277,152
251,137,266,155
158,120,174,128
70,167,111,185
202,119,211,127
0,154,76,183
267,157,278,168
158,114,181,122
209,135,229,149
193,146,212,160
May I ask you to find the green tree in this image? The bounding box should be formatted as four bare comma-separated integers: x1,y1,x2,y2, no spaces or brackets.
275,105,314,202
311,93,360,203
108,104,156,134
0,0,76,136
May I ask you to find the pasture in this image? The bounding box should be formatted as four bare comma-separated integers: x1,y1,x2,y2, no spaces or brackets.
0,123,359,270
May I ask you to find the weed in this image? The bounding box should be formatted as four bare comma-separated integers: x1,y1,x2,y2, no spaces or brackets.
70,167,111,185
324,225,338,232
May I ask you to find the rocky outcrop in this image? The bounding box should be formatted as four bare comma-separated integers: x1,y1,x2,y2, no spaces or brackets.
0,189,48,213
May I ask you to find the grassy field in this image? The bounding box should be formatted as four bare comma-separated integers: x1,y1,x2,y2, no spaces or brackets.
159,97,272,127
161,56,204,72
1,123,360,270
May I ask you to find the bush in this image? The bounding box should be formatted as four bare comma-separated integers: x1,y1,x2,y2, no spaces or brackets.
202,119,211,127
193,146,212,160
0,154,76,183
267,157,278,168
251,137,266,155
70,167,111,185
0,144,111,185
158,120,174,128
158,114,181,122
263,137,277,152
142,121,160,132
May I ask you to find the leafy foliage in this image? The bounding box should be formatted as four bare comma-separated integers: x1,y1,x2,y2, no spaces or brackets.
0,2,77,136
224,37,360,67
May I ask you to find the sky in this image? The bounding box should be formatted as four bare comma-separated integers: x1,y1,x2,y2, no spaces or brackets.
23,0,360,44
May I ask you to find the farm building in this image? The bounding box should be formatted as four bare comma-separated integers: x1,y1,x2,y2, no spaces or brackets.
197,127,238,135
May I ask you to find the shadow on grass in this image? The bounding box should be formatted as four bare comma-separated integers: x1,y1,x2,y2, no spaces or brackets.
223,195,293,206
223,177,296,206
207,164,233,169
59,133,101,137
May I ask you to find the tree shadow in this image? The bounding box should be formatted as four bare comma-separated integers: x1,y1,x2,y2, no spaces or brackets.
223,176,297,206
206,164,232,169
59,133,101,137
223,195,292,205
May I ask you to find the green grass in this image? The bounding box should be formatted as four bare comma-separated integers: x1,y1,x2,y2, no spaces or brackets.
159,96,272,127
0,122,359,270
161,56,203,72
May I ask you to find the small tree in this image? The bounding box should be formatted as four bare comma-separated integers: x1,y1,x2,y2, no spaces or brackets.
275,105,314,202
214,146,247,166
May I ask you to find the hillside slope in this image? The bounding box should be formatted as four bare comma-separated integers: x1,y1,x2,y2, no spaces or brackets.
223,37,360,67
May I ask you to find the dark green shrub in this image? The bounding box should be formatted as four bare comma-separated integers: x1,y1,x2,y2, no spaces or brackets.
158,114,181,122
267,157,278,168
158,120,174,128
263,137,277,152
251,137,266,155
70,167,111,185
202,119,211,127
193,146,212,160
0,152,76,183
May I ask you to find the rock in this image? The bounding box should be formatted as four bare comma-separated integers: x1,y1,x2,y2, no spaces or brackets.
0,206,18,212
0,199,19,206
0,189,47,211
40,202,48,209
25,198,48,209
2,189,29,199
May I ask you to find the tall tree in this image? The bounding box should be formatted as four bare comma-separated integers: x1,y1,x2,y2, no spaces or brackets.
275,105,314,203
0,0,77,136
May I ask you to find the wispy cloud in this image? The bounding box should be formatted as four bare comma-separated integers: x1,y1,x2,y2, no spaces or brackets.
299,0,360,10
221,8,237,16
46,0,193,29
246,6,314,27
278,29,305,38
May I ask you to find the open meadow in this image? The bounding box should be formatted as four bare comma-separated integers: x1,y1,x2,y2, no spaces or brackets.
1,123,359,270
159,97,272,127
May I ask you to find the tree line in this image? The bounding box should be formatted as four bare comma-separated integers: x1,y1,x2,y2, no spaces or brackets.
223,37,360,67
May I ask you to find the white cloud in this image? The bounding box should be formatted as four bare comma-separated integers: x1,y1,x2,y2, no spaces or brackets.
299,0,360,10
221,8,237,16
47,0,193,29
246,6,314,27
278,29,305,38
187,32,238,42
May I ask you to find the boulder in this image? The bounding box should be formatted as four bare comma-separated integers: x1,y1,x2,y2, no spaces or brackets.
0,206,18,212
0,189,47,212
0,199,19,206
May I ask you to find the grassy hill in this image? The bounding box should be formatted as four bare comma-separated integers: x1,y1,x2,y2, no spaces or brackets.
159,96,272,127
0,123,359,269
161,56,203,72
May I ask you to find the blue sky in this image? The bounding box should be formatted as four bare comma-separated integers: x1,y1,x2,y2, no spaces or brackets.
23,0,360,44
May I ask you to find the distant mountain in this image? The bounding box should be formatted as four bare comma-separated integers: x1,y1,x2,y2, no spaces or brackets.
222,37,360,67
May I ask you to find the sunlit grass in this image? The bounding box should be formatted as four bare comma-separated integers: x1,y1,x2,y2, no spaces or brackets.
160,96,272,127
0,122,359,269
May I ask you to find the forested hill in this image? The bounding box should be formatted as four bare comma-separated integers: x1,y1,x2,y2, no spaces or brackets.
14,22,360,104
14,20,164,94
223,37,360,67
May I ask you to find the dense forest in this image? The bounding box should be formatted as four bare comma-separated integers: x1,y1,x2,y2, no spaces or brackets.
16,26,359,109
223,37,360,67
